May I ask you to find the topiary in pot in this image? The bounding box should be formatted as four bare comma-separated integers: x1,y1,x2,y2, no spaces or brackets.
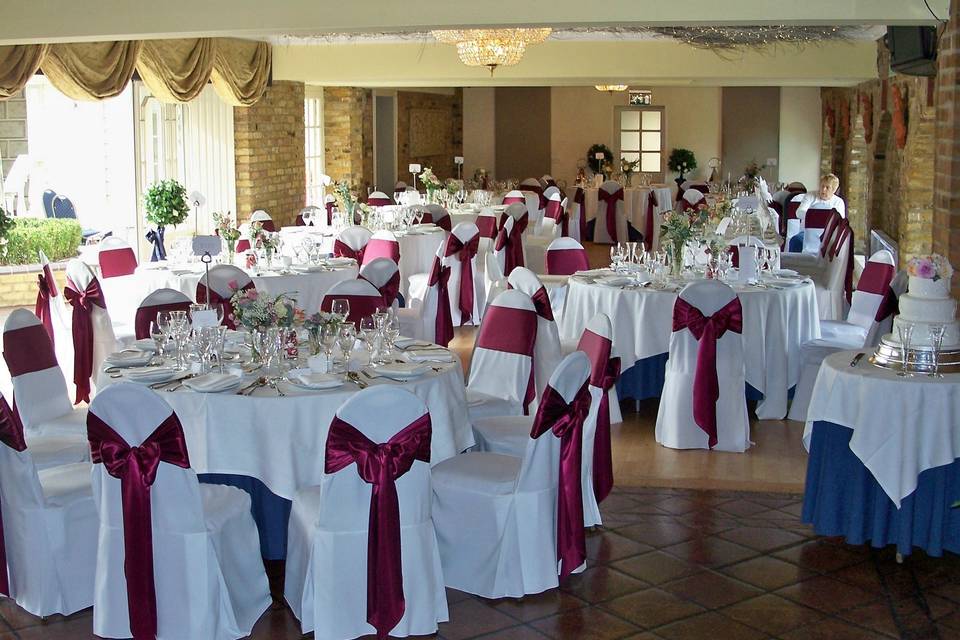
668,148,697,180
144,179,190,261
586,143,614,174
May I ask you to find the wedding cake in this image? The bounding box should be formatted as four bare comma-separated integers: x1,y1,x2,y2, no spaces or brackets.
890,254,959,347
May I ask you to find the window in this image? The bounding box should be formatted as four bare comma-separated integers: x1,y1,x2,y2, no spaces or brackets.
615,106,666,177
305,89,325,206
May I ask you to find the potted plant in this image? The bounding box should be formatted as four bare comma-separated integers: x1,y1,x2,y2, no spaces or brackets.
144,179,190,261
587,144,614,175
668,148,698,193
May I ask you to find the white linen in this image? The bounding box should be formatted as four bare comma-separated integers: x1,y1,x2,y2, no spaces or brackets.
803,350,960,507
559,275,820,419
101,359,473,500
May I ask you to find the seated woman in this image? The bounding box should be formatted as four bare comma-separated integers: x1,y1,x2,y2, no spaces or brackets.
789,174,846,252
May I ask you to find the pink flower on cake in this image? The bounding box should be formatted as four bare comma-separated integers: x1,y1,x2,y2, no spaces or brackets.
907,254,954,281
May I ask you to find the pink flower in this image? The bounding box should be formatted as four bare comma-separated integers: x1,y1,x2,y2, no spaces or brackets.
246,290,259,301
915,261,935,279
228,279,239,291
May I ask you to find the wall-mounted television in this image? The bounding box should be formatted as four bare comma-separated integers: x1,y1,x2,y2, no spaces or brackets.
886,26,938,77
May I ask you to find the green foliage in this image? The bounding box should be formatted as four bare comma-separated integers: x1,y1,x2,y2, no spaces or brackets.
145,179,190,228
0,206,14,259
668,148,698,175
1,218,82,265
586,143,614,173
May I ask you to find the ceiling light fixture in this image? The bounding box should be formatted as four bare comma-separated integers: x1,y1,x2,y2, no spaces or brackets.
595,84,629,92
432,28,552,74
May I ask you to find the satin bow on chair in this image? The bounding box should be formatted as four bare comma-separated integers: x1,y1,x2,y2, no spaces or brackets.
444,234,480,325
598,188,624,243
645,191,657,247
87,411,191,640
145,227,166,262
529,382,592,579
573,188,586,241
529,286,554,322
428,257,453,347
0,396,27,597
64,278,106,404
672,297,743,449
333,239,366,265
35,273,55,347
324,414,432,640
495,222,525,277
592,356,621,504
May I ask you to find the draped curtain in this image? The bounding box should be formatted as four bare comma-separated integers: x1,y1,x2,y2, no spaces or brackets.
0,38,269,105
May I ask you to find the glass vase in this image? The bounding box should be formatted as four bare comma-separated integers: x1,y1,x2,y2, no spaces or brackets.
671,240,686,277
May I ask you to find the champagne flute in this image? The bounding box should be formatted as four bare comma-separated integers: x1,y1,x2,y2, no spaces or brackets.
897,323,914,377
929,324,946,378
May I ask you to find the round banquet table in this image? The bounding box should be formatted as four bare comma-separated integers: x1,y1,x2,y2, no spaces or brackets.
100,351,473,558
802,351,960,556
583,186,673,247
559,271,820,420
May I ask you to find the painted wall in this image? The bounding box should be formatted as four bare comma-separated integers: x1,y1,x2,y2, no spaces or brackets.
778,87,822,188
721,87,781,184
549,86,722,188
495,87,551,180
462,87,496,179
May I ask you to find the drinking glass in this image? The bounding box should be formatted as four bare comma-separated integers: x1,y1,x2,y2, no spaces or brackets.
929,324,946,378
897,322,914,377
331,299,350,324
337,324,357,373
193,328,213,373
359,316,378,362
384,314,401,356
320,324,338,366
150,319,168,359
213,326,228,373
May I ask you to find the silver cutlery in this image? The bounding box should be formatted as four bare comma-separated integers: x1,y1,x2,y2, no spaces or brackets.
236,377,264,395
346,372,368,388
850,352,865,367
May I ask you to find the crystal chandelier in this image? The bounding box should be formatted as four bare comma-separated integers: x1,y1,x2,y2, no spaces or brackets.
432,28,552,74
595,84,629,92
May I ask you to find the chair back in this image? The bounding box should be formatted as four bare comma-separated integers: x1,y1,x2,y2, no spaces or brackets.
485,251,508,305
442,223,484,326
134,289,192,339
98,237,138,278
494,214,525,277
595,181,626,244
421,204,452,231
801,206,838,254
682,189,706,208
2,309,72,433
468,290,538,413
546,237,590,275
476,208,498,239
196,264,254,329
568,187,585,241
297,205,322,227
506,267,561,399
65,259,117,400
847,249,897,346
334,226,373,261
670,280,744,379
251,210,275,232
359,258,401,307
363,230,400,266
52,195,77,220
367,191,392,207
540,174,557,188
321,279,385,326
42,189,57,218
502,190,526,206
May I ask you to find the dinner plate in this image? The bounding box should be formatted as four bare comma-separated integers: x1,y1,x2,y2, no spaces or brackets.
183,373,244,393
125,367,179,384
286,368,345,390
372,362,430,380
104,350,155,368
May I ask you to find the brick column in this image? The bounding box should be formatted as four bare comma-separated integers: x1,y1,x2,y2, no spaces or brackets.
934,0,960,296
234,81,306,227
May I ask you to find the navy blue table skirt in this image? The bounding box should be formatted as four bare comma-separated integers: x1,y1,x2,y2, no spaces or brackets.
803,421,960,557
200,474,292,560
616,354,768,404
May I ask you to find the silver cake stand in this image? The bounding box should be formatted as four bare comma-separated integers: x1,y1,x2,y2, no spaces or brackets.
871,333,960,374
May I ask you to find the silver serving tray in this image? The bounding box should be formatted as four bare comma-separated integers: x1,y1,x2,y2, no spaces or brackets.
871,334,960,374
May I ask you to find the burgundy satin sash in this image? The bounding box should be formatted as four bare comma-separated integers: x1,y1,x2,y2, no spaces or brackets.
196,280,253,330
546,248,589,276
672,297,743,449
530,286,554,322
577,329,620,504
35,272,55,347
573,188,586,241
361,271,401,308
99,248,138,278
544,198,562,222
368,196,392,207
64,278,106,405
88,411,191,640
476,305,537,412
258,220,277,233
428,257,454,347
502,195,525,206
495,223,525,277
434,214,451,232
645,191,657,247
833,221,854,304
324,414,432,640
445,234,479,325
321,293,383,328
0,395,26,597
858,262,896,321
334,238,367,265
598,188,623,243
514,212,529,236
134,301,192,340
476,215,497,239
363,239,400,266
326,202,335,225
235,239,251,253
529,382,591,579
3,324,59,377
819,212,841,258
295,214,306,226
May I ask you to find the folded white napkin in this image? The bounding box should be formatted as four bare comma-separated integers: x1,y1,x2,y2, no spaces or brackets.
394,337,432,349
126,367,177,383
598,276,632,287
133,338,158,352
288,369,344,389
183,373,242,393
404,350,455,363
324,257,355,267
105,350,154,367
374,362,430,379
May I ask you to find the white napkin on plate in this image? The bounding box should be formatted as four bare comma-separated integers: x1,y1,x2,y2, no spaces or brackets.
133,338,158,352
324,257,355,267
288,369,344,389
598,276,632,287
183,373,242,393
126,367,177,383
374,362,430,380
105,350,154,367
394,337,433,349
404,350,454,363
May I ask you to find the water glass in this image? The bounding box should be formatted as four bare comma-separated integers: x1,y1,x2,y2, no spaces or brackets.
359,316,378,362
331,299,351,324
897,323,914,377
150,319,168,359
337,324,357,373
929,324,946,378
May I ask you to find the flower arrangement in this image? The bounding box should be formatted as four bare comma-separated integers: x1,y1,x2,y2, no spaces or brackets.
144,179,190,228
332,180,357,220
445,178,463,195
213,212,240,254
419,167,442,192
661,207,710,274
246,221,276,252
667,148,697,178
620,157,640,176
907,254,954,282
600,160,615,180
228,283,301,332
472,168,489,189
587,143,613,174
740,160,766,188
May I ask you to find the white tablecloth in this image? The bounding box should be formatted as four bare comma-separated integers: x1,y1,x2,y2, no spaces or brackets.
559,274,820,419
803,351,960,507
583,186,673,248
102,361,474,500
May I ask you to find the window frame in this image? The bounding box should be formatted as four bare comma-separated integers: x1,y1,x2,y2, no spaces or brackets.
613,105,666,179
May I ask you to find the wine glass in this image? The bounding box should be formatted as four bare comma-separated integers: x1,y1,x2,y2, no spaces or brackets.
320,323,339,367
331,299,350,324
150,320,168,359
897,322,914,377
359,316,378,362
384,313,401,356
929,324,946,378
337,324,357,373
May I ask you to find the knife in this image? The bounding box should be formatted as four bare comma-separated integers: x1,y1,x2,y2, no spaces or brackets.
849,352,865,367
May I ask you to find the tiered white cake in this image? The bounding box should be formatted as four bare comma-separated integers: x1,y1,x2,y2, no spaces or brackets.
891,274,960,347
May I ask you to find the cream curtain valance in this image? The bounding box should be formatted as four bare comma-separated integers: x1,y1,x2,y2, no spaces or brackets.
0,37,269,105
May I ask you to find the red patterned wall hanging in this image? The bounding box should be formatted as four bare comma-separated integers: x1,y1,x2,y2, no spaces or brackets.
825,104,836,141
892,85,908,149
861,92,874,145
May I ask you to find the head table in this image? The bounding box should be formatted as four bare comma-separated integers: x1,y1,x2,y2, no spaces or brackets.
559,270,819,420
802,350,960,557
99,340,474,558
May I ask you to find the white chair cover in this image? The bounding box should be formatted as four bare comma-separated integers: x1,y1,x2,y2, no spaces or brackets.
321,278,386,326
284,387,448,638
421,204,451,231
335,226,374,260
442,223,485,326
433,351,591,598
36,249,73,370
0,390,88,470
507,267,562,399
466,289,537,421
567,189,584,242
359,258,402,307
484,252,508,309
134,288,193,340
0,419,96,617
593,181,628,244
97,236,138,278
250,209,275,231
800,201,837,254
655,280,751,452
682,189,707,207
65,259,118,400
89,383,270,640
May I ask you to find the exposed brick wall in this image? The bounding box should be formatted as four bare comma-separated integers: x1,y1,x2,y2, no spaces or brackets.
323,87,374,191
0,91,28,182
234,81,306,227
934,0,960,298
397,89,464,182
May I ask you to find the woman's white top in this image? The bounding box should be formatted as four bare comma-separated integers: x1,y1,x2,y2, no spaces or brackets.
796,194,846,221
